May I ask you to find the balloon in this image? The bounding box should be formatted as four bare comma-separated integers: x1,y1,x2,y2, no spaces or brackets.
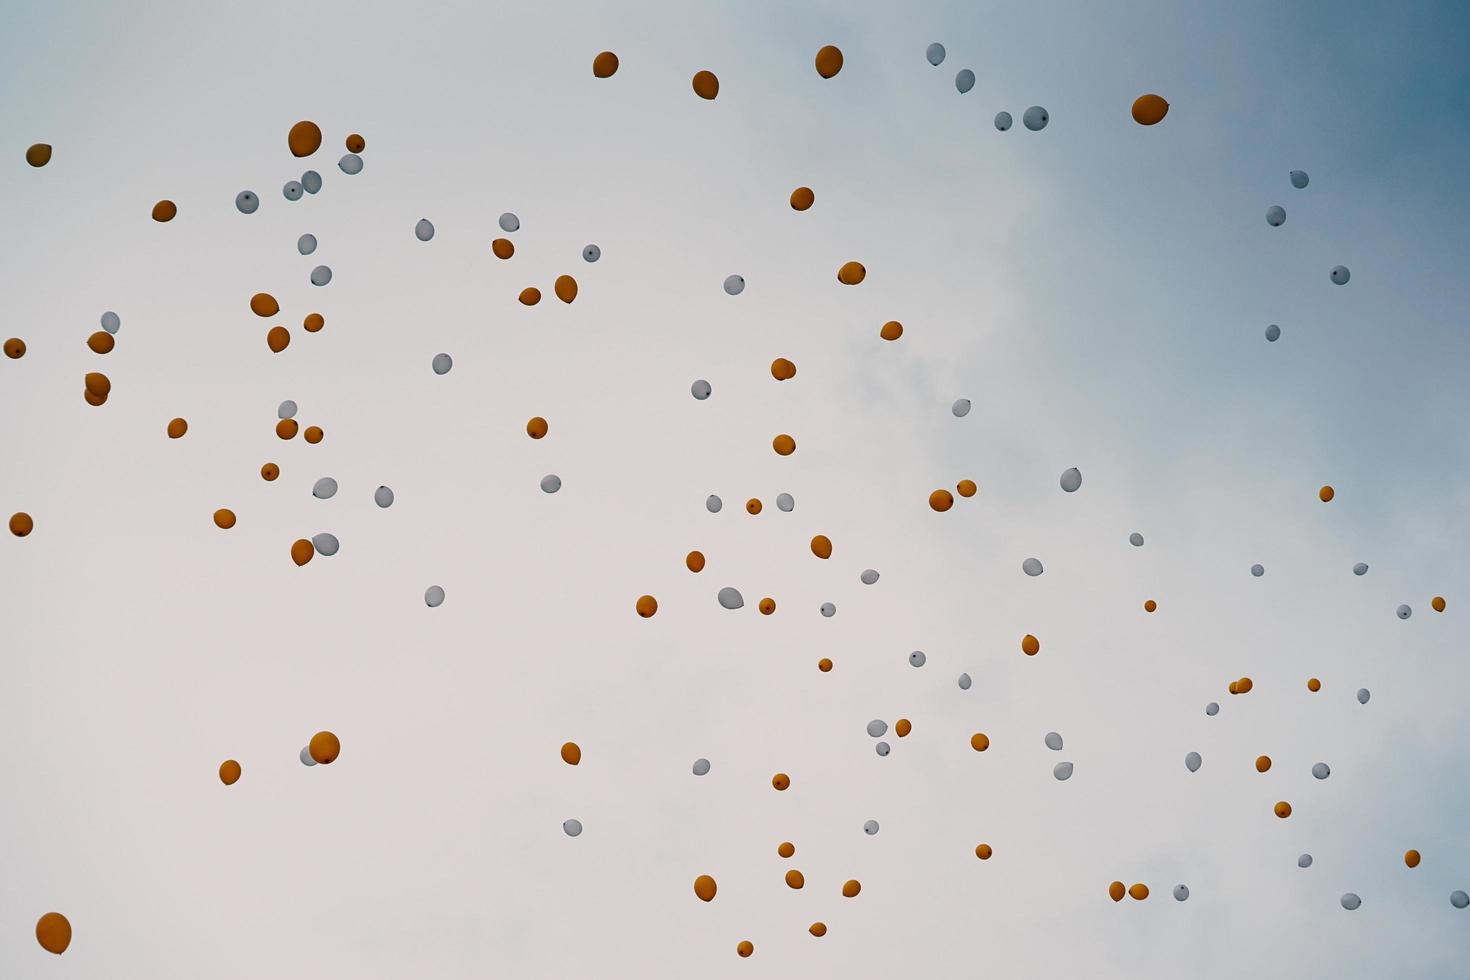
25,143,52,167
837,261,866,284
1290,170,1309,189
540,474,561,494
310,265,332,286
35,913,71,954
1021,634,1040,656
526,416,548,439
1206,702,1219,715
685,551,705,573
283,180,304,201
896,719,911,737
167,417,188,438
219,760,241,785
1266,206,1286,227
1330,265,1350,285
843,879,862,897
304,426,323,444
490,238,514,260
957,479,977,498
860,568,879,585
971,733,989,752
1397,604,1412,620
101,311,120,334
312,533,339,557
560,742,581,765
820,602,835,617
786,869,806,890
1432,596,1446,612
635,595,658,618
593,51,619,78
1129,532,1145,547
582,244,600,262
1173,885,1189,902
1357,688,1370,704
778,841,795,857
737,941,754,958
790,186,815,211
706,495,723,513
519,287,541,306
301,170,322,194
1298,854,1313,868
267,326,290,352
236,191,259,214
432,353,453,375
691,379,712,400
1128,883,1149,901
1045,732,1063,751
770,357,797,380
1312,762,1330,780
772,434,796,456
1274,801,1292,818
554,275,578,303
880,320,903,340
994,111,1012,131
309,731,340,764
867,719,888,738
1060,467,1082,492
414,218,435,242
1023,106,1049,130
250,293,280,317
425,585,446,607
692,70,719,100
909,650,926,667
1341,893,1361,911
288,120,323,157
818,658,833,672
1452,891,1470,909
952,399,971,417
339,153,364,175
772,772,790,791
1307,677,1321,692
809,922,827,937
1255,755,1272,773
1251,564,1265,577
692,758,710,776
814,45,844,78
303,313,324,333
776,493,794,512
955,69,975,94
1109,881,1126,902
1236,677,1253,693
152,200,177,222
499,212,520,233
213,509,237,529
278,400,298,420
974,844,992,861
1353,562,1368,575
1054,761,1074,780
1265,323,1281,342
718,587,744,610
864,820,880,835
1022,558,1043,576
84,386,107,406
810,535,832,559
723,275,745,295
375,486,394,508
1131,94,1169,125
926,42,945,66
958,672,972,690
300,746,317,766
759,597,775,615
563,819,583,837
4,337,25,358
929,489,954,512
1185,752,1201,772
1405,849,1421,868
291,539,314,565
261,463,280,481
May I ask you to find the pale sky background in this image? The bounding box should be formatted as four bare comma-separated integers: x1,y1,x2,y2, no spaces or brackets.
3,0,1469,977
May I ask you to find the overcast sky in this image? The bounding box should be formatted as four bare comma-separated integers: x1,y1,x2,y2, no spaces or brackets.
3,1,1469,977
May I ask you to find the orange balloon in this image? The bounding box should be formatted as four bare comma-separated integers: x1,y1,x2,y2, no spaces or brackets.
560,741,581,765
770,357,797,380
1255,755,1272,773
635,595,658,618
276,418,299,440
736,940,753,958
1319,485,1335,502
975,843,993,860
785,869,805,889
288,120,323,157
685,550,706,573
87,331,115,354
213,509,237,529
759,597,776,615
1021,634,1040,656
167,417,188,439
303,426,323,444
880,320,903,341
250,293,280,317
778,841,795,858
261,462,279,481
519,287,542,306
895,718,911,737
970,732,990,752
837,261,866,285
694,874,717,902
772,772,790,791
1143,599,1157,613
84,387,107,406
692,70,719,100
808,922,827,937
526,416,549,439
1237,677,1253,694
267,326,290,353
956,479,977,498
790,186,814,211
345,133,366,153
1307,677,1321,692
1130,94,1169,126
810,535,832,559
26,143,53,167
35,912,71,954
1108,881,1126,902
1405,849,1422,868
1129,883,1149,901
814,45,844,78
152,199,177,222
1432,596,1446,612
3,337,24,358
772,434,796,456
554,275,578,304
84,372,110,398
746,498,763,515
842,878,861,897
10,512,35,537
929,489,954,512
303,312,325,333
291,538,314,566
492,238,514,260
818,658,833,672
309,731,340,764
592,51,619,78
1274,801,1292,818
219,760,241,785
1228,680,1239,695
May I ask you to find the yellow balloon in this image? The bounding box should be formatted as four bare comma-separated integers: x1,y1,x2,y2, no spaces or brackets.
309,730,341,764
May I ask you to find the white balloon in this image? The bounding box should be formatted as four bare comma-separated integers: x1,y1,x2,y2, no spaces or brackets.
1022,106,1049,131
582,244,601,263
994,111,1012,131
867,719,888,738
297,234,317,255
235,190,259,214
776,493,794,512
301,170,322,194
955,69,975,94
908,650,926,668
1330,265,1351,285
957,672,972,690
540,474,562,494
1452,891,1469,909
1205,702,1219,716
432,353,453,375
312,532,340,556
692,758,711,776
864,819,880,835
860,568,879,585
1059,467,1082,492
690,379,711,400
563,819,582,837
283,180,304,201
338,153,364,175
706,494,723,513
374,486,395,508
310,265,332,286
1173,885,1189,902
101,311,121,334
278,400,298,419
820,602,836,617
723,274,745,296
1022,558,1044,577
1340,893,1361,911
876,741,891,756
1357,688,1371,704
1289,170,1309,189
1053,761,1074,781
1185,751,1202,772
1298,853,1313,868
1353,562,1369,575
1312,762,1331,780
1044,732,1063,751
718,587,744,610
1129,532,1145,547
299,746,317,766
1251,564,1265,577
925,42,945,66
424,585,445,607
952,398,971,418
312,477,338,499
414,218,435,242
1265,323,1281,342
1265,205,1286,227
498,212,520,232
1397,604,1412,620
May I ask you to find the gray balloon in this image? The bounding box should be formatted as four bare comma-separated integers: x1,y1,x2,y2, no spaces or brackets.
1330,265,1350,285
957,672,972,690
820,602,836,617
1251,564,1265,577
1451,891,1469,909
994,111,1012,131
310,265,332,286
717,587,744,610
864,819,880,835
1205,702,1219,716
876,741,890,756
1265,205,1285,227
925,42,945,66
278,399,298,419
1185,751,1202,772
540,474,561,494
1129,532,1145,547
1341,893,1361,911
1298,853,1313,868
563,819,582,837
908,650,926,668
300,746,318,766
860,569,879,585
955,69,975,94
338,153,364,175
283,180,304,201
867,719,888,738
414,218,435,242
1053,761,1074,781
312,532,340,557
1044,732,1063,751
690,379,711,400
1357,688,1371,704
1312,762,1331,780
498,212,520,232
1059,467,1082,492
1353,562,1368,576
301,170,322,194
952,398,971,418
1173,885,1189,902
1396,604,1412,620
1023,106,1049,131
1289,170,1309,189
424,585,445,607
374,486,395,508
692,758,710,776
723,274,745,295
235,190,259,214
297,234,317,255
1265,323,1281,342
432,353,453,375
312,477,338,500
776,493,794,512
101,311,121,334
706,494,723,513
1022,558,1044,577
582,244,601,262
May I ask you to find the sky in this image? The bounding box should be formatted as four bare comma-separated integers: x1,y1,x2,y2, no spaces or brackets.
2,0,1470,976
